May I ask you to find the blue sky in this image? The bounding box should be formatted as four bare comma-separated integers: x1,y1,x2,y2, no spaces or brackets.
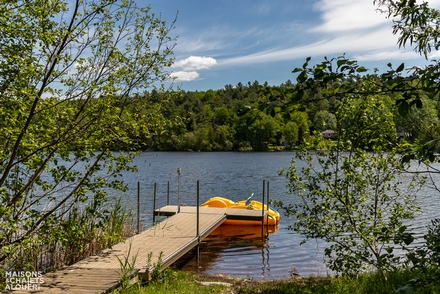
147,0,440,92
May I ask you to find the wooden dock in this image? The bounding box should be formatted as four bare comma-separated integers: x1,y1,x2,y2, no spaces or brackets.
5,206,268,293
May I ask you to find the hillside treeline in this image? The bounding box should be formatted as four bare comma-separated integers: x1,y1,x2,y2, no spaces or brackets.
85,76,440,151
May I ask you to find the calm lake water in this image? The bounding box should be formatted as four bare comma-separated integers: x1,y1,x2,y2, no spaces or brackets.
116,151,440,280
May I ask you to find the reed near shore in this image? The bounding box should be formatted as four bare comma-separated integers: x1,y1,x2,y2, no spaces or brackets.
1,197,135,286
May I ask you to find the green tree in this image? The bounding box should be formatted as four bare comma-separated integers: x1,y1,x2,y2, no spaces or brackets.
190,124,215,151
280,93,420,276
0,0,176,267
247,113,281,151
276,0,440,280
213,125,235,151
289,111,309,145
338,95,397,151
282,142,421,276
282,121,299,149
312,110,337,132
373,0,440,159
213,106,237,126
394,96,439,142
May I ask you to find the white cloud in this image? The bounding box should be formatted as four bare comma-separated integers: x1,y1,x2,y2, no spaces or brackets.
313,0,440,34
170,71,200,81
170,56,217,82
176,38,226,54
429,51,440,59
426,0,440,8
168,0,440,88
312,0,390,33
219,0,434,69
172,56,217,70
220,28,404,66
176,25,264,55
354,51,420,62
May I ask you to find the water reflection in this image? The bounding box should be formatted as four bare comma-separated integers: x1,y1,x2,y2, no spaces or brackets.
176,223,332,280
178,224,277,279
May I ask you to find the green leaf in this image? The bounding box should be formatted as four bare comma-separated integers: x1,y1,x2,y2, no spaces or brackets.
356,66,368,73
403,233,414,245
401,154,412,163
396,63,405,72
300,57,311,70
337,59,347,67
297,71,308,83
398,101,410,117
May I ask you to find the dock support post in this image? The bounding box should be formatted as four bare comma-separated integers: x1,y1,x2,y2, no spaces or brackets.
152,182,157,225
262,180,265,238
267,181,270,236
137,182,140,234
196,181,200,261
177,168,181,213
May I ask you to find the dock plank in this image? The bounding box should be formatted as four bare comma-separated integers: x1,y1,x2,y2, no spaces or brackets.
72,212,227,272
3,206,265,293
3,268,122,293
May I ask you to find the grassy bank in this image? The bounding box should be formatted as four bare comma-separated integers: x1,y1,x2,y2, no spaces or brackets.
117,267,440,294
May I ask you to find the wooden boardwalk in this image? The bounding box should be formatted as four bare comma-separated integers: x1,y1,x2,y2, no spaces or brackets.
5,206,267,293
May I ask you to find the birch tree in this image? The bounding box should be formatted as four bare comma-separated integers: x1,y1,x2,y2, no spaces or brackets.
0,0,176,265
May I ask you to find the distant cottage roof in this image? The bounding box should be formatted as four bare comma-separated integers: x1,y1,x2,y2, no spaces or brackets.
322,130,335,138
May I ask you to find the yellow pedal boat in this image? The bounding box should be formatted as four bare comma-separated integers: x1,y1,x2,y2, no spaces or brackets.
201,196,280,226
206,224,278,240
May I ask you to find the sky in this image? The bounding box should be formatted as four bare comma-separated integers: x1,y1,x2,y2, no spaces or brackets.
146,0,440,92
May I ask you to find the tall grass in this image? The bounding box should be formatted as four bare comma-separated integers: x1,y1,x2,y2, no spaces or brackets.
233,268,440,294
120,270,230,294
113,266,440,294
2,197,135,273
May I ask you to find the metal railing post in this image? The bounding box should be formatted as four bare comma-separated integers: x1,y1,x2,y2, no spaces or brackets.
196,181,200,261
177,168,181,213
167,181,170,205
267,181,270,236
152,182,157,225
197,181,200,237
137,182,140,234
262,180,265,238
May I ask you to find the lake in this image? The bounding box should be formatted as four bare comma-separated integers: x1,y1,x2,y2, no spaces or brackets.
116,151,440,280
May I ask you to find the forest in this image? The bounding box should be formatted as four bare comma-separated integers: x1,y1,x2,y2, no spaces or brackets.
103,74,440,152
